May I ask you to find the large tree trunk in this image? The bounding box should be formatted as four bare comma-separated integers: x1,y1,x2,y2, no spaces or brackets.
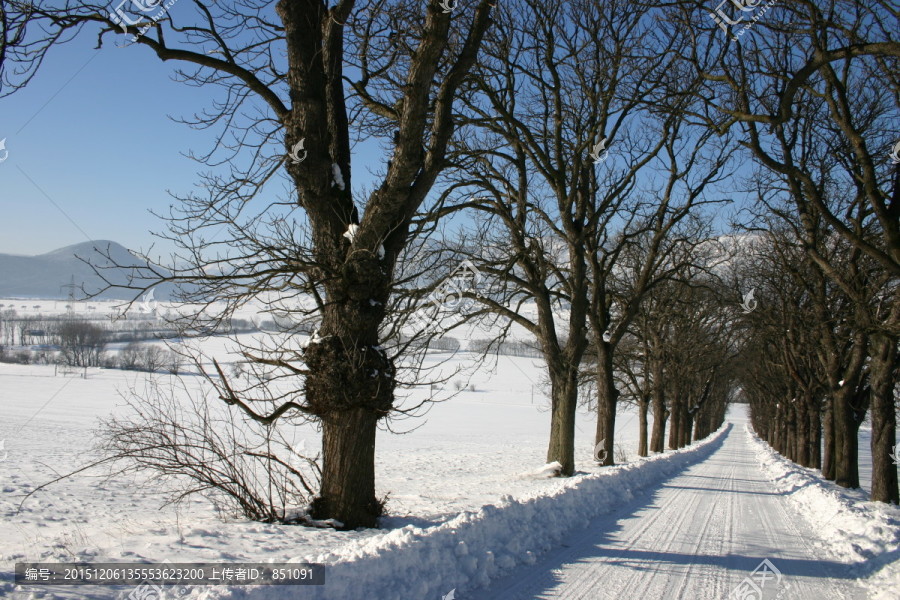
650,404,667,453
680,408,693,448
305,330,393,529
315,408,380,528
823,397,835,480
543,241,589,476
547,369,579,475
869,331,898,503
833,386,861,489
795,395,810,467
304,263,394,529
650,361,667,453
594,344,619,466
638,395,649,457
809,402,822,470
787,402,799,463
668,395,683,450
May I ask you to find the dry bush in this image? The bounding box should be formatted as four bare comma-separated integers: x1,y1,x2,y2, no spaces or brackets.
98,378,321,524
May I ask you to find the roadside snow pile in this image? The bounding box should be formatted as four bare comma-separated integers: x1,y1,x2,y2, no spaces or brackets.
526,461,564,478
745,425,900,599
204,423,731,600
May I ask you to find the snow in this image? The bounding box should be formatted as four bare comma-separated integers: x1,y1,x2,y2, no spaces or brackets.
746,424,900,598
293,425,729,600
465,409,875,600
528,461,564,478
0,309,897,599
302,329,323,347
338,224,383,257
331,163,345,191
0,349,626,599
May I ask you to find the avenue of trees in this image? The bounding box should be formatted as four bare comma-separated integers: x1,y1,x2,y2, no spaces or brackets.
1,0,896,527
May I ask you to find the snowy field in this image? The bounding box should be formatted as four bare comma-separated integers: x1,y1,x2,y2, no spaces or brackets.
0,332,640,599
0,301,896,599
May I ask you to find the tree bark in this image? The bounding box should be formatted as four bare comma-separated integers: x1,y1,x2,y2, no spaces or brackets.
638,395,649,457
833,386,860,489
823,398,835,480
681,408,693,448
650,359,667,453
594,343,619,466
547,369,579,475
668,395,683,450
869,330,899,503
304,278,394,528
313,407,380,528
795,396,810,467
650,404,667,454
809,403,822,470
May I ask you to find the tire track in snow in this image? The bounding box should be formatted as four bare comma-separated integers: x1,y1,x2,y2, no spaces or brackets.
466,421,868,600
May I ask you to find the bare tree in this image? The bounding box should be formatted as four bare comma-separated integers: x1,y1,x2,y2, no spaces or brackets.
442,0,728,472
1,0,494,528
734,222,886,495
57,319,107,368
680,0,898,502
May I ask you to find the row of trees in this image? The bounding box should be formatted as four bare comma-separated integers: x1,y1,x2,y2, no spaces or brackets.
0,309,265,348
0,315,184,372
699,0,899,504
738,226,898,503
2,0,895,527
0,318,108,367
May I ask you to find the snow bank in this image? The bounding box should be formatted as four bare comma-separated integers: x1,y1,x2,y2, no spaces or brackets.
203,424,731,600
745,425,900,599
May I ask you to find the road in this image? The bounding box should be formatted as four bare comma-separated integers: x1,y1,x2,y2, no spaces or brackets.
466,417,867,600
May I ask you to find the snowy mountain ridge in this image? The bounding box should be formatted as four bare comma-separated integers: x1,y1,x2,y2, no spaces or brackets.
0,241,177,301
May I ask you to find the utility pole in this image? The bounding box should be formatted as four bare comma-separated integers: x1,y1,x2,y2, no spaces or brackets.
60,275,78,313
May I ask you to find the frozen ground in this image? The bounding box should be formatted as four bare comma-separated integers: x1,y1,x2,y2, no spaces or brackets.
0,322,897,599
0,346,624,599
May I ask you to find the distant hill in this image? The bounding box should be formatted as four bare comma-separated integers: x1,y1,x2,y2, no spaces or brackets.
0,241,178,300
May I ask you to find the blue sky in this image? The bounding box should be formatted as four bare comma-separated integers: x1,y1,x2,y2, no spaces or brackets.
0,17,745,259
0,34,218,256
0,26,398,259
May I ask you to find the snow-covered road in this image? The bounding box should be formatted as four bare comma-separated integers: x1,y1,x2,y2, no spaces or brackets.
467,421,867,600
